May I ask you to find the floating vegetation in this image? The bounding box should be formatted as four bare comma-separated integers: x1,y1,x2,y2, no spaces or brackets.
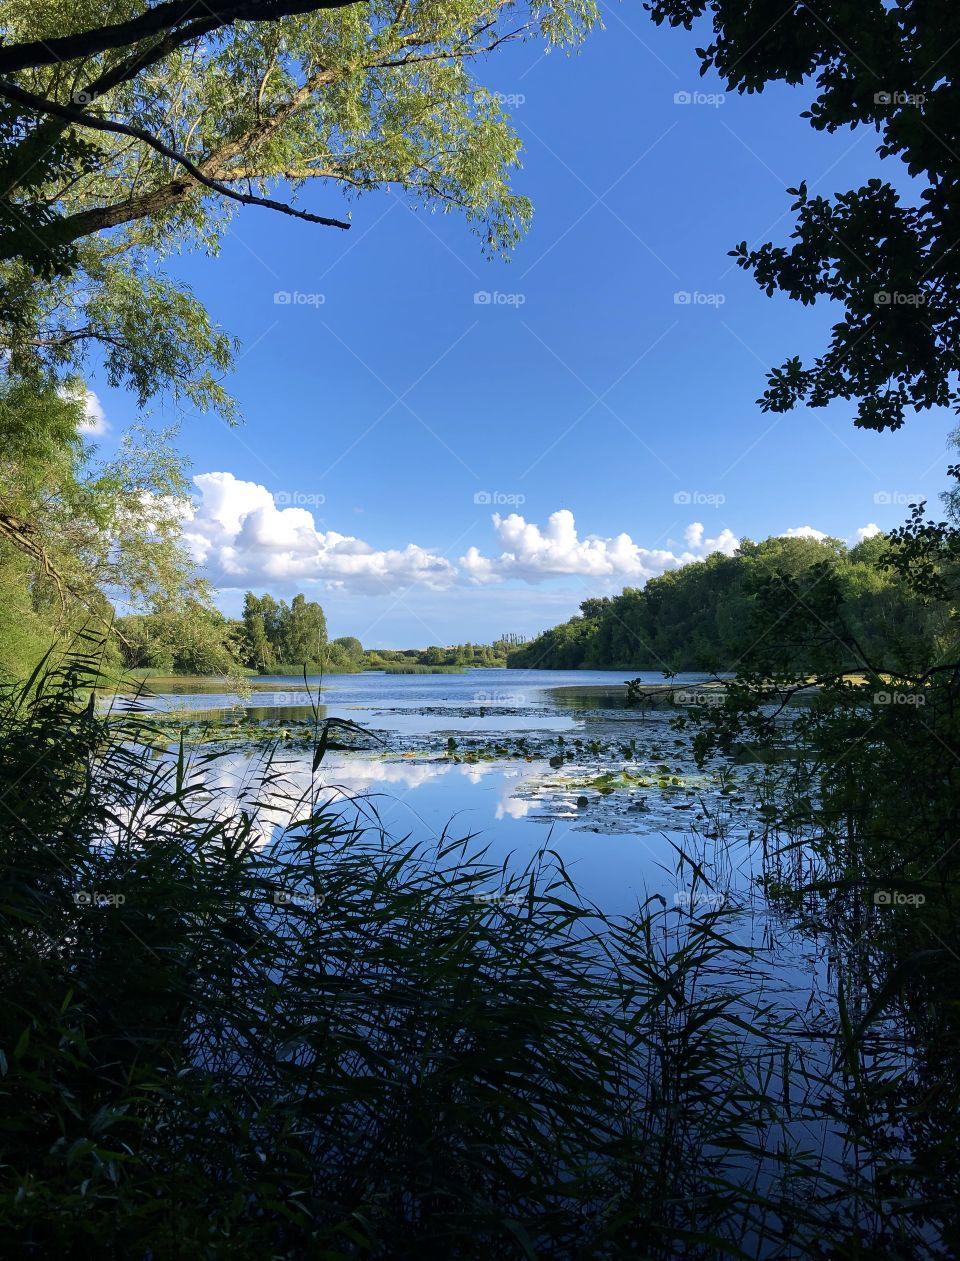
505,759,756,835
135,712,386,753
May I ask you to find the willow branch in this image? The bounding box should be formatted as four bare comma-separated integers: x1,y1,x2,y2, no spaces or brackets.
0,510,132,646
0,0,362,74
0,78,351,230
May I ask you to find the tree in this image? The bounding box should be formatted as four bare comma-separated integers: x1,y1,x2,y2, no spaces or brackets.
506,535,951,673
281,593,328,665
0,0,598,421
579,596,612,621
0,380,208,673
239,590,330,670
118,601,238,674
0,0,361,78
242,594,277,671
0,0,597,673
258,594,283,651
647,0,960,431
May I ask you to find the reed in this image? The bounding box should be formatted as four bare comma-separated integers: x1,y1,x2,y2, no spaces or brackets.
0,651,948,1257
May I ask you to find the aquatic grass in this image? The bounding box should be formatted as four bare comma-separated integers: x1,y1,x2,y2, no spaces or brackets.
380,664,466,674
700,666,960,1258
0,652,950,1257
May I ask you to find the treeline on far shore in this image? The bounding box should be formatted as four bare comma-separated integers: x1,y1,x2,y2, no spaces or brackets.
115,591,520,677
506,532,953,672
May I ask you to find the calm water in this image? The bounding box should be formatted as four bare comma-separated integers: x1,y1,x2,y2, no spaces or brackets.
118,669,778,926
107,669,930,1241
126,667,672,715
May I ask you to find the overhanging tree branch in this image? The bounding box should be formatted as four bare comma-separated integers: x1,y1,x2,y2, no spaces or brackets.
0,0,363,74
0,78,351,232
0,509,132,646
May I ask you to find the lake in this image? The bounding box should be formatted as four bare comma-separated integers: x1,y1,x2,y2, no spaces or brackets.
119,667,773,918
108,665,935,1245
116,664,832,1031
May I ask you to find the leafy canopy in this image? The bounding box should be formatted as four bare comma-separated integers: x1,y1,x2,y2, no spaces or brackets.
647,0,960,431
0,0,598,669
0,0,599,419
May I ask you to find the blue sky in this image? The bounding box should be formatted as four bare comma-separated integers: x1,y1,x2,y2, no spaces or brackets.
88,4,953,647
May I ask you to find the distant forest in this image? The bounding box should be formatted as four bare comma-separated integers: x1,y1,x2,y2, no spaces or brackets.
506,533,949,672
117,591,519,676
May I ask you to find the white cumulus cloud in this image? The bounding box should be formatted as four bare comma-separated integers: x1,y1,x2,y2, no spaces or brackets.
780,525,829,541
59,384,110,435
183,474,885,600
79,391,109,435
183,472,457,593
459,510,739,584
781,523,884,546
